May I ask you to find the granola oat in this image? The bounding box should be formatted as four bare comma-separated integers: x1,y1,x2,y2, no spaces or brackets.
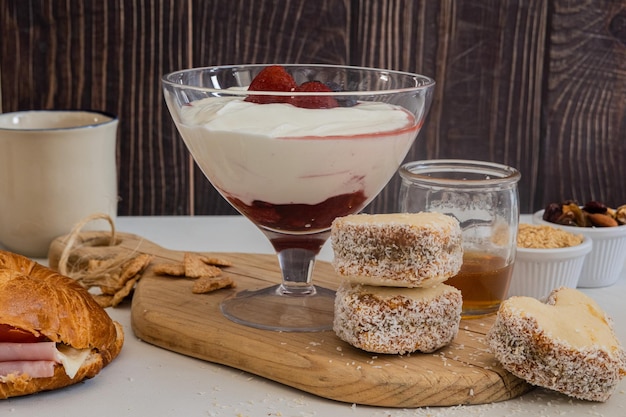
517,224,583,249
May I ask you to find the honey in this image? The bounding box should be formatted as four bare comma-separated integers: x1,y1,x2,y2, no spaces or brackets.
446,251,513,317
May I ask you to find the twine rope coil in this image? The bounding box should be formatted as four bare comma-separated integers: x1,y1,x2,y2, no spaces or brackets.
57,213,126,288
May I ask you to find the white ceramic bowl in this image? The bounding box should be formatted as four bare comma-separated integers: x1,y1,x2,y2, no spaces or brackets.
533,210,626,287
508,233,592,299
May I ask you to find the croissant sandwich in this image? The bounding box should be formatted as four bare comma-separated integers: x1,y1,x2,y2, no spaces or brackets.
0,249,124,398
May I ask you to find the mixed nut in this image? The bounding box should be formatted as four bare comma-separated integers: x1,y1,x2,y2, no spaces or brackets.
543,201,626,228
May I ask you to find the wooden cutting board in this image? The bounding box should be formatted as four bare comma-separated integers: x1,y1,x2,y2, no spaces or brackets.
48,231,531,408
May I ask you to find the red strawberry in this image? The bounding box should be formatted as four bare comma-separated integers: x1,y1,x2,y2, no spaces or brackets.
245,65,297,104
291,81,339,109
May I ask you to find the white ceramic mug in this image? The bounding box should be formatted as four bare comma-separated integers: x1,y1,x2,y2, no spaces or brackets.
0,110,118,258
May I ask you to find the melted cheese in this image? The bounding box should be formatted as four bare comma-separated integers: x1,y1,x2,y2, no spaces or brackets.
55,345,91,379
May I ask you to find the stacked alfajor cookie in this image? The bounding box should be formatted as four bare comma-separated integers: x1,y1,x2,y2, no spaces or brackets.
330,212,464,354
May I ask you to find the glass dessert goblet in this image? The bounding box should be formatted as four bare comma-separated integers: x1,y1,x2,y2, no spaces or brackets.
162,64,435,332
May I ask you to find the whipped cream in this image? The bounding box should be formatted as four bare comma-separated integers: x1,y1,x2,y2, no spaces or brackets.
167,95,419,209
179,97,413,138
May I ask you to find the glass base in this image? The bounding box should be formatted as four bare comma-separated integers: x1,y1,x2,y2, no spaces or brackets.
461,305,500,319
220,284,336,332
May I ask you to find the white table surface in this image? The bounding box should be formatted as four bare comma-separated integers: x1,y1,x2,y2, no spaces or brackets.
2,215,625,417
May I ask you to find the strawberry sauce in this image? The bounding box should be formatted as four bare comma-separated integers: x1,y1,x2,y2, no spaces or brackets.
227,190,368,237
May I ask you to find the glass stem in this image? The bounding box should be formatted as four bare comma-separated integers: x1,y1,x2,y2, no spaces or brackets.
262,228,330,297
276,248,318,296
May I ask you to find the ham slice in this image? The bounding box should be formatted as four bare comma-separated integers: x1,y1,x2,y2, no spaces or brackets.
0,360,56,378
0,342,60,378
0,342,58,362
0,342,90,379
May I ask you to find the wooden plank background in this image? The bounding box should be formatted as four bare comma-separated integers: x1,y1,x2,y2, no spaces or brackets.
1,0,625,216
